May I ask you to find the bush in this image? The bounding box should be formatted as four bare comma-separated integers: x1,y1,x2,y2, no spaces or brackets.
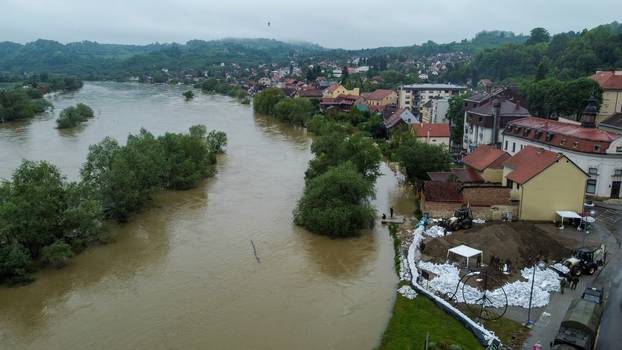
56,103,94,129
183,90,194,100
294,163,376,237
0,242,32,284
41,241,74,269
252,88,285,115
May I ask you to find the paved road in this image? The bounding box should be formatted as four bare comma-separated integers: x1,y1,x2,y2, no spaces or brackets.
595,203,622,349
524,203,621,349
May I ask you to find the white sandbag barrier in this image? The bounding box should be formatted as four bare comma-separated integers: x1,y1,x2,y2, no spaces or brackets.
401,226,500,348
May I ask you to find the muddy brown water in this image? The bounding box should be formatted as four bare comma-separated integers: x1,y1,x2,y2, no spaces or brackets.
0,82,415,350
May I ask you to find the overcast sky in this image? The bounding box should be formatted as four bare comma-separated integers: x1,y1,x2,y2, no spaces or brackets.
1,0,619,49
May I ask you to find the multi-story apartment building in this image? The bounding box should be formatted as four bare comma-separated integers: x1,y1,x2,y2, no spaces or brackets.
398,83,465,116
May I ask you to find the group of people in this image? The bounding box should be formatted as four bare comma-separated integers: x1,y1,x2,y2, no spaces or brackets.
560,275,580,294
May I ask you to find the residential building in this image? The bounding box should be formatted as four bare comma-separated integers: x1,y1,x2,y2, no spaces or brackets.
420,181,512,219
463,97,530,151
502,100,622,198
502,146,587,221
589,70,622,121
461,145,510,183
322,84,360,98
398,83,465,115
599,113,622,134
384,108,417,134
411,123,450,146
296,88,323,99
361,89,397,107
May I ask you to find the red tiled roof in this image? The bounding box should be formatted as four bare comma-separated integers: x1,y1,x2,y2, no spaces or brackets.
463,145,510,171
427,172,452,182
451,168,485,183
469,99,530,117
504,117,619,154
600,112,622,130
503,146,562,184
364,89,395,100
423,181,463,202
589,70,622,90
411,123,450,138
325,84,340,93
298,88,323,97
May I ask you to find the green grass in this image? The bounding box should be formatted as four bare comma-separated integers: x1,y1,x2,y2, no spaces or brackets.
378,295,483,350
472,314,529,347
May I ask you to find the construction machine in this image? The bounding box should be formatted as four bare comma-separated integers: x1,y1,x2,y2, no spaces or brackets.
563,244,606,277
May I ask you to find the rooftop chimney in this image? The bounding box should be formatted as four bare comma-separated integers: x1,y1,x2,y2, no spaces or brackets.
580,96,598,128
492,97,501,145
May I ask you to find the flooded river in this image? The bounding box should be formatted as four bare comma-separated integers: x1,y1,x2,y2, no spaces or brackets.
0,82,413,350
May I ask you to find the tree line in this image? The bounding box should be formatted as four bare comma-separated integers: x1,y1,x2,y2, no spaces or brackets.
198,78,250,104
445,23,622,84
0,125,227,284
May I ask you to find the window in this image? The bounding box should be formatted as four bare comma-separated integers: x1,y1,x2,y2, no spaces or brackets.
517,183,521,189
505,140,508,150
573,141,579,149
523,128,530,136
507,179,513,188
545,132,554,142
560,138,566,146
617,146,622,153
521,145,524,150
588,167,599,175
512,142,516,152
535,130,543,139
593,144,601,152
614,169,622,177
586,179,597,194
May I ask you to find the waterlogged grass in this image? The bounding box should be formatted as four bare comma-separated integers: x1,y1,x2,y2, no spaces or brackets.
378,295,482,350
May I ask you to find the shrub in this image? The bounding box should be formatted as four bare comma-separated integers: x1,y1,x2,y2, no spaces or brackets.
41,241,74,269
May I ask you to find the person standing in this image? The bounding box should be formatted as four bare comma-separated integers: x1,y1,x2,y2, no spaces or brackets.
390,207,394,218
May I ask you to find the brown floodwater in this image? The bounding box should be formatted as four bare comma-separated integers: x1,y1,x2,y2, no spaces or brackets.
0,82,414,350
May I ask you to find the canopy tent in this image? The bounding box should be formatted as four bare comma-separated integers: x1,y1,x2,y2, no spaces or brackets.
556,211,581,229
447,244,483,268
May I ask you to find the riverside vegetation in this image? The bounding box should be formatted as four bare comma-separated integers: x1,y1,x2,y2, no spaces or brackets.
0,125,227,284
56,103,95,128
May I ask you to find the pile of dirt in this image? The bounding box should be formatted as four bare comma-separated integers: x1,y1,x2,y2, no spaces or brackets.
421,222,580,275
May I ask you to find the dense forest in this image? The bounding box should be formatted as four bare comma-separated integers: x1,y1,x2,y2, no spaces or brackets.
444,22,622,84
0,31,528,80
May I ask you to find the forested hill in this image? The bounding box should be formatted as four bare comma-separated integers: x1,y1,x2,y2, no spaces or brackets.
0,32,525,79
445,22,622,84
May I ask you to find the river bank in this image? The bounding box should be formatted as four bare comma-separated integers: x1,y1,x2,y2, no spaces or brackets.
0,82,408,350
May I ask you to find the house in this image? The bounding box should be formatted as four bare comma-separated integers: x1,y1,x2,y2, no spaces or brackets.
502,146,588,221
589,70,622,121
420,181,512,219
411,123,450,146
398,83,465,116
599,113,622,134
320,94,360,112
461,145,510,183
322,84,360,98
463,97,530,151
297,88,324,99
361,89,397,107
384,108,417,133
502,99,622,199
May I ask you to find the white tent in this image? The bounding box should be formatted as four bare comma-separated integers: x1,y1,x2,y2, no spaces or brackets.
556,211,581,229
447,244,483,268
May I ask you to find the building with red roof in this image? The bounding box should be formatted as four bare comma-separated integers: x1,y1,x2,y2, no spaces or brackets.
461,145,510,183
589,70,622,120
361,89,397,107
502,110,622,199
411,123,450,146
501,146,587,220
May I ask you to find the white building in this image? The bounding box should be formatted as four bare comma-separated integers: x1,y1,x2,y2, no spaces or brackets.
502,116,622,199
398,83,465,116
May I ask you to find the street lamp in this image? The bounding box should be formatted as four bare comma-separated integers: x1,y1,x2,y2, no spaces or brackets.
525,260,547,328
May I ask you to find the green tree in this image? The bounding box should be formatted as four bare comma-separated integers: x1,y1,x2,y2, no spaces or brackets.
206,130,228,154
183,90,194,100
447,95,468,142
294,162,376,237
56,103,94,129
253,88,285,115
306,132,381,181
394,135,450,182
0,242,31,284
526,27,551,45
273,97,316,125
41,241,74,269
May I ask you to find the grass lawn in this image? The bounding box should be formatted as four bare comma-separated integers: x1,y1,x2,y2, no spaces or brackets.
378,294,483,350
476,314,529,348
